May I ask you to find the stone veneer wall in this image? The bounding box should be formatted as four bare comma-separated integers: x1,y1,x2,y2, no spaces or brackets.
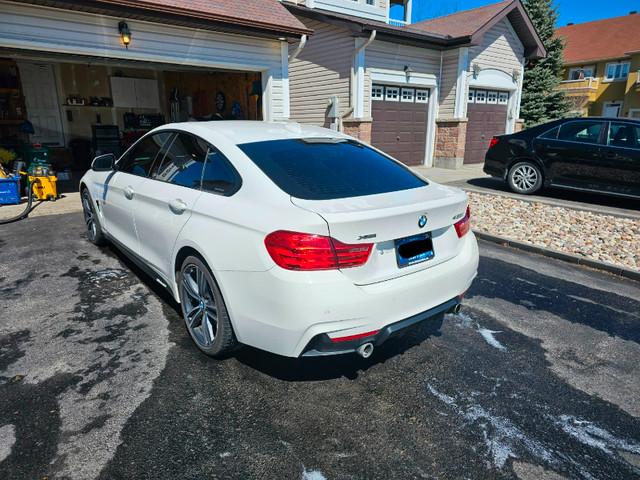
434,118,467,169
514,120,524,133
342,119,372,144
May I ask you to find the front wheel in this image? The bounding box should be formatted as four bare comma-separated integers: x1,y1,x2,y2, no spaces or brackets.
81,188,107,245
178,256,237,357
507,161,543,195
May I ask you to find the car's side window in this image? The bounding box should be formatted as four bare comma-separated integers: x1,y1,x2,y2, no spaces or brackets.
607,123,639,149
153,133,208,189
556,121,603,144
118,132,172,177
539,126,560,139
201,148,241,196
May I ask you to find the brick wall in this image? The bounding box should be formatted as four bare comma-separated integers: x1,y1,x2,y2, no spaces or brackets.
434,119,467,169
342,119,372,144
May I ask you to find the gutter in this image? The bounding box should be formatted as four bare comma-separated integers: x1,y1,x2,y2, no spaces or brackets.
288,34,307,64
342,29,376,132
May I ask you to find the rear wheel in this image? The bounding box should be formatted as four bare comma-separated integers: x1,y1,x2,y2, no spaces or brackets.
178,256,237,357
81,188,107,246
507,161,543,195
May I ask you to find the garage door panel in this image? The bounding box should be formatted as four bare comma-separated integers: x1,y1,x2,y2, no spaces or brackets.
464,90,508,164
371,85,429,166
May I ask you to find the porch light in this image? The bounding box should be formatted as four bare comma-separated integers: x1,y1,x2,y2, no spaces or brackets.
472,63,481,76
118,21,131,49
404,65,413,80
512,68,521,82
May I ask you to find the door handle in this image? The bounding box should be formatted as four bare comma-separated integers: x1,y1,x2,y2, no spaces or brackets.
396,135,400,141
169,198,187,214
123,186,135,199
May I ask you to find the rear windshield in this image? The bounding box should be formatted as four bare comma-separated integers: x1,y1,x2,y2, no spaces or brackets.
237,139,427,200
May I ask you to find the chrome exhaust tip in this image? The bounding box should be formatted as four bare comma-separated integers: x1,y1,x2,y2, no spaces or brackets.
355,342,374,358
452,303,462,315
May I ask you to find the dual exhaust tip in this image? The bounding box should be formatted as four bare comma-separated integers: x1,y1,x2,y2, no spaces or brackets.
354,303,462,359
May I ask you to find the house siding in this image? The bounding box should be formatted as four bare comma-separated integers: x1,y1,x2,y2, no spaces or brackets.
439,50,460,118
288,19,353,126
365,40,441,118
468,18,524,75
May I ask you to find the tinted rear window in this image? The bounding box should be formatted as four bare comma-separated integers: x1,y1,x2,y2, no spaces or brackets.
237,139,427,200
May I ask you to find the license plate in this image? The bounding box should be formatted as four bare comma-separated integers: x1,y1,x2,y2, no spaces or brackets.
395,233,434,268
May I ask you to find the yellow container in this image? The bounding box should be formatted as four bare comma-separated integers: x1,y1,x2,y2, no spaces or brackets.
29,174,58,201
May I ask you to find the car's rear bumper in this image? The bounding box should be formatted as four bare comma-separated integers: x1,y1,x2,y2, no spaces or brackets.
217,232,478,358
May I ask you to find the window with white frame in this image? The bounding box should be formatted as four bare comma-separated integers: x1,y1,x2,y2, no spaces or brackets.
475,90,487,103
372,85,384,100
569,66,595,80
498,92,509,104
415,89,429,103
365,0,376,5
385,86,400,101
487,91,498,104
468,89,475,103
605,62,630,81
401,88,415,102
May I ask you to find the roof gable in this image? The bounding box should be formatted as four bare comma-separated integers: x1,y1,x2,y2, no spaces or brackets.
412,0,546,58
555,13,640,64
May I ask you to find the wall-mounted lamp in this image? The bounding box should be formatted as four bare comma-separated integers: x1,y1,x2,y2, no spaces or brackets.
472,63,481,76
512,68,521,82
118,21,131,49
404,65,413,80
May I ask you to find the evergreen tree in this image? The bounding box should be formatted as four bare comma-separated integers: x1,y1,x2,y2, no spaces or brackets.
521,0,570,127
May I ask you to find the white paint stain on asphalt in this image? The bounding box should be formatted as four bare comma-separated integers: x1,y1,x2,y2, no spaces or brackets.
301,467,328,480
427,385,640,475
452,313,507,351
555,415,640,455
0,425,16,463
478,328,507,351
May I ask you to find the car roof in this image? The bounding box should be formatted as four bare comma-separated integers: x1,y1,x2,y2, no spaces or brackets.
153,121,348,145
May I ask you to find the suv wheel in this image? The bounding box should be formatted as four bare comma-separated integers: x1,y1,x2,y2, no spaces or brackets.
507,161,543,195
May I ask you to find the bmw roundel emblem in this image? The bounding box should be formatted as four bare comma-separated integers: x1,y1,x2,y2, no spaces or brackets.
418,214,428,228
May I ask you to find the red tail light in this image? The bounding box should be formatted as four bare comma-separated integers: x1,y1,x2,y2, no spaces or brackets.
454,206,471,238
265,231,373,271
489,138,499,148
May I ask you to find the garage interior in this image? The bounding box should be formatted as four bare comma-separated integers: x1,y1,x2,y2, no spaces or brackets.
0,56,262,173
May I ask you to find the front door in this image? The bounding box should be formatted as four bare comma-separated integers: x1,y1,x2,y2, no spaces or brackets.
603,103,622,117
17,62,64,146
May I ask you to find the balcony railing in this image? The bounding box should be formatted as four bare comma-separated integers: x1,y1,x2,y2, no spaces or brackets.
388,18,408,26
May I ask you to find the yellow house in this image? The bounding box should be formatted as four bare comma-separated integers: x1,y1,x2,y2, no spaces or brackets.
555,12,640,119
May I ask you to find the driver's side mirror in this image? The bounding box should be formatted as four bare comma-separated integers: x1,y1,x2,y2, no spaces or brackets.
91,153,116,172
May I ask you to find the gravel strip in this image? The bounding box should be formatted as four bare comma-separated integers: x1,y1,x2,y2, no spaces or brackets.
468,192,640,273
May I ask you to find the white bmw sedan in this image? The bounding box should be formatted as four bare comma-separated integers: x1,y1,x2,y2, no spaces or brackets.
80,121,478,359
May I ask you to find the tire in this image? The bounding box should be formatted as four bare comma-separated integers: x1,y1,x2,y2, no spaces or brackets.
81,188,107,246
507,161,543,195
178,255,237,357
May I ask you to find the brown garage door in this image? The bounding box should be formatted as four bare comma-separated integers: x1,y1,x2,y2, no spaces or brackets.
371,85,429,166
464,89,509,164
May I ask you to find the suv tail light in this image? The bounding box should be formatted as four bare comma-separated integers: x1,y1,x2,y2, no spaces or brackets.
454,206,471,238
489,138,499,148
265,231,373,271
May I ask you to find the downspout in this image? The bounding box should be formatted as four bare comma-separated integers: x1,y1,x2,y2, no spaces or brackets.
288,34,307,64
438,51,443,106
343,30,376,132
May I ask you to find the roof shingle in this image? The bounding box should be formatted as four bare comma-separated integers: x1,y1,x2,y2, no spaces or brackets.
555,13,640,64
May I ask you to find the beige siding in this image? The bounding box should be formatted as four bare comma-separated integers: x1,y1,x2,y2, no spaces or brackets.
365,40,440,117
468,18,524,74
288,20,353,127
439,50,459,118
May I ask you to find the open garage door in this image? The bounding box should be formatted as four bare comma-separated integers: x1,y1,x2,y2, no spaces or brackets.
464,89,509,164
371,85,429,166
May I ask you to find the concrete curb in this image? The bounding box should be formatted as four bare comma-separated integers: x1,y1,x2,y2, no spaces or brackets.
474,231,640,283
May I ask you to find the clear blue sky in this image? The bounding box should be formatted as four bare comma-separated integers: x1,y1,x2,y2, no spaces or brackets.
407,0,638,26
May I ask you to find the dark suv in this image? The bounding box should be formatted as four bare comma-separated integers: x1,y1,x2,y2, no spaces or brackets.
484,117,640,198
